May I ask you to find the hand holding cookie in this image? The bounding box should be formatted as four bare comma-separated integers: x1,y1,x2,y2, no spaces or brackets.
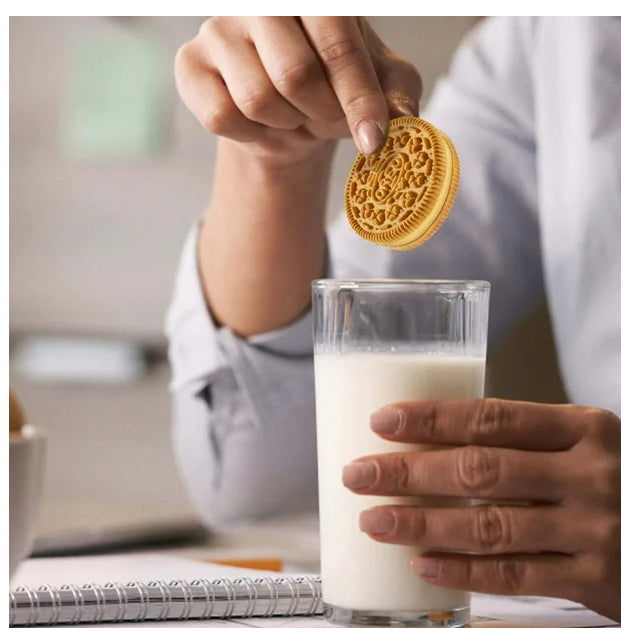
178,18,424,336
174,17,422,163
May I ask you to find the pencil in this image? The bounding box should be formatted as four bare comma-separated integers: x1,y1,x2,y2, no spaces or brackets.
204,557,284,572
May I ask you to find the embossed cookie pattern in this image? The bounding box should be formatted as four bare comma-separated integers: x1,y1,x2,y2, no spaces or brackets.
345,116,460,250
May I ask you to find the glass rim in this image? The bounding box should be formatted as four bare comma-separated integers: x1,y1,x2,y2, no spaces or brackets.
312,278,490,292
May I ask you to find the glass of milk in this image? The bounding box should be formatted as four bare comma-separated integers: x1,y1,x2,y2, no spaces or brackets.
312,279,490,627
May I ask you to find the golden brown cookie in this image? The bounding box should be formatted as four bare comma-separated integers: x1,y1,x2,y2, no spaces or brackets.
345,116,460,250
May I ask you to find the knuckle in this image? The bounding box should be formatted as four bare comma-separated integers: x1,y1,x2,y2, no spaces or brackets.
272,58,317,95
389,454,412,492
471,398,507,442
414,403,440,440
474,505,511,552
579,409,620,504
174,41,196,75
318,37,362,72
343,87,384,116
582,554,614,588
587,407,621,442
198,102,231,134
237,86,276,119
198,16,225,40
410,509,429,540
598,514,621,547
456,446,500,496
601,459,620,497
397,508,427,541
494,559,527,593
591,460,621,507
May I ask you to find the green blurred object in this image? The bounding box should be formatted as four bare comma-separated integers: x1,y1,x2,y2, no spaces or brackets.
62,29,168,160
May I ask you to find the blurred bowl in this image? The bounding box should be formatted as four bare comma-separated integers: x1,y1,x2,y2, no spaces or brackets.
9,425,47,580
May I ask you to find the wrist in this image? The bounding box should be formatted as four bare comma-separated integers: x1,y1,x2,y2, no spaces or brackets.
220,137,337,175
203,137,333,335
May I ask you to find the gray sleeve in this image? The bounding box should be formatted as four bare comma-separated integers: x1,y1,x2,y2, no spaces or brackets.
165,224,318,531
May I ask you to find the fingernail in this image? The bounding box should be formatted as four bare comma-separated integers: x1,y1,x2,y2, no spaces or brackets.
360,509,395,535
370,406,403,434
342,462,377,489
356,120,384,155
411,557,442,578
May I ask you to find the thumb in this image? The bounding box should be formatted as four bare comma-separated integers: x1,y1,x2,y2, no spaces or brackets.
384,87,421,118
378,58,423,118
360,21,423,118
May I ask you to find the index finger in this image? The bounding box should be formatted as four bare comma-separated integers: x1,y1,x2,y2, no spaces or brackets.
300,17,388,154
370,398,586,451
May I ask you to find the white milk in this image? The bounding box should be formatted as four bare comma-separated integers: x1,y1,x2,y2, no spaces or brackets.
314,351,485,613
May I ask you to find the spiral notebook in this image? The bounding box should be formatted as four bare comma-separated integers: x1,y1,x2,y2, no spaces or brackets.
9,553,617,628
9,554,323,627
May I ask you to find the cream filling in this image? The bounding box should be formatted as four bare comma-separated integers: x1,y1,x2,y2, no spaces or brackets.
388,137,453,248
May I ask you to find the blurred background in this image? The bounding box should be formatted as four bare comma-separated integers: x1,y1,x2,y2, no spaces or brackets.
9,16,567,553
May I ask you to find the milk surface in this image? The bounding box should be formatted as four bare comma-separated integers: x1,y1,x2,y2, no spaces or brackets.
314,351,485,613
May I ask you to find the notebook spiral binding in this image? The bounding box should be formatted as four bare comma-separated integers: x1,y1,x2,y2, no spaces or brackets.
9,575,324,626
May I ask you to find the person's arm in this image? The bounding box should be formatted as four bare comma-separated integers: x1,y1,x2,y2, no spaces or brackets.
167,17,422,529
166,223,321,529
198,141,332,335
174,16,422,336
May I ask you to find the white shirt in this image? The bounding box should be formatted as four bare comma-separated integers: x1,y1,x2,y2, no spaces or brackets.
165,17,620,530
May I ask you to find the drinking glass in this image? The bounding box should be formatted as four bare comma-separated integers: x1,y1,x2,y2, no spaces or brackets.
312,279,490,627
